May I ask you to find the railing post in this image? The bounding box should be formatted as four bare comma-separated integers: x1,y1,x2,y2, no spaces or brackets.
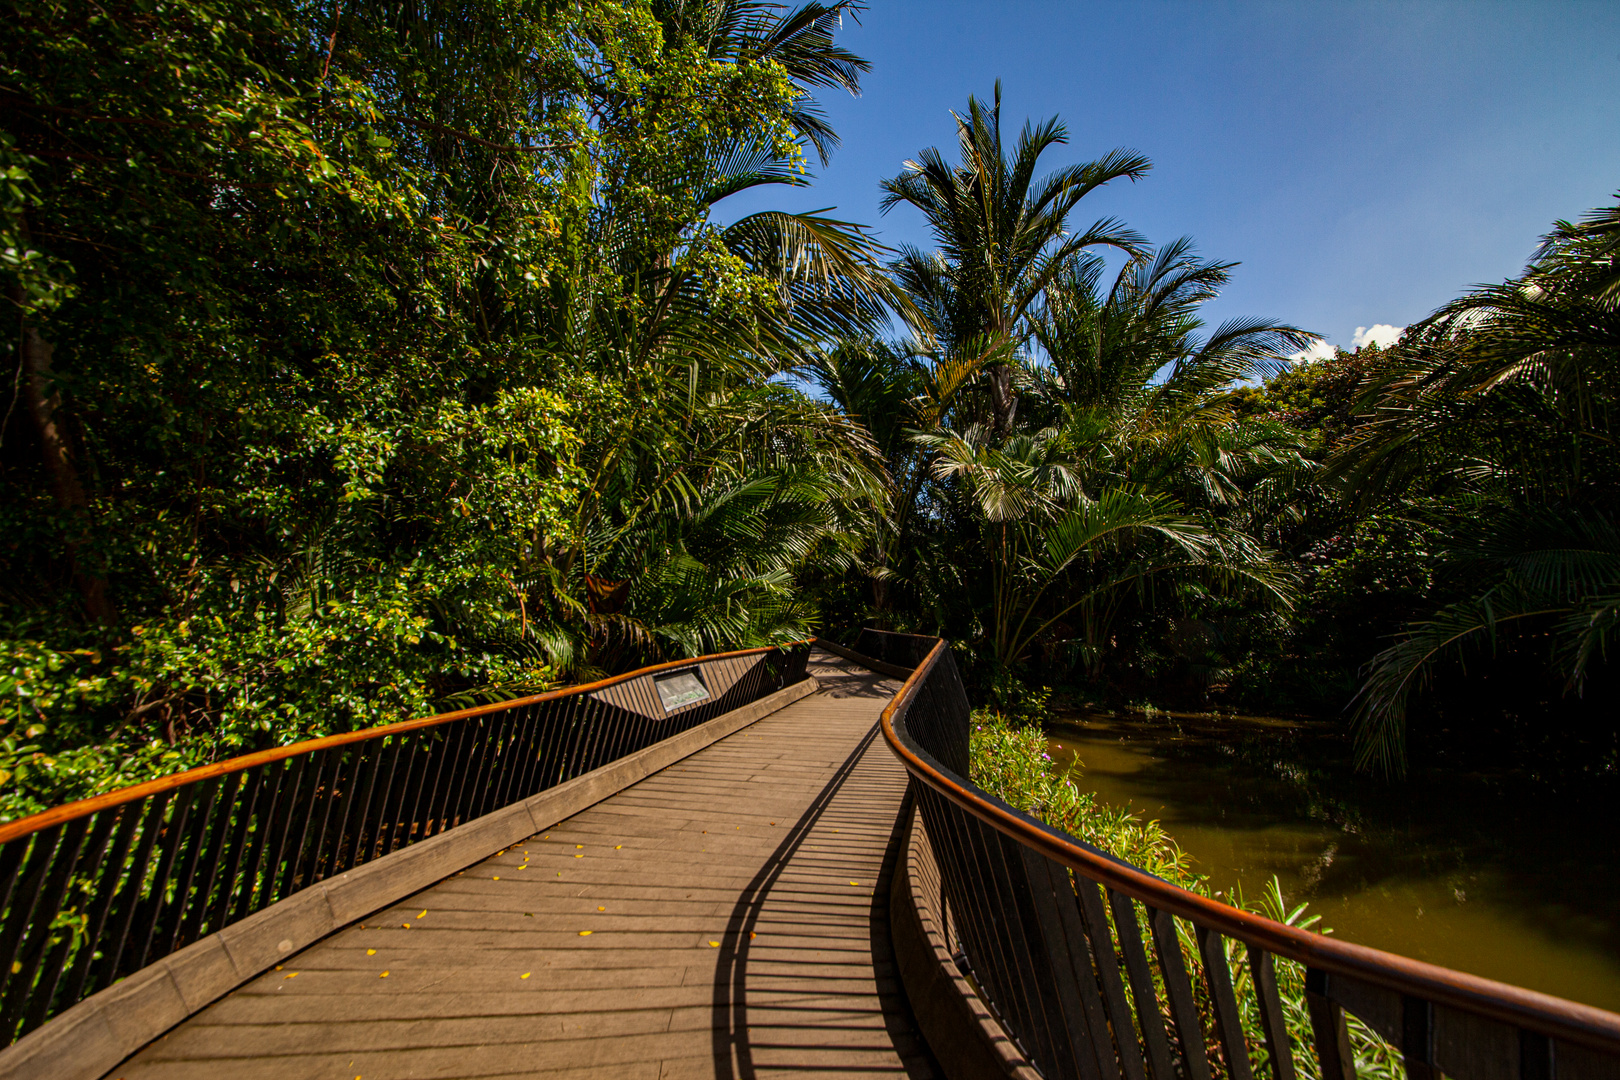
1306,968,1358,1080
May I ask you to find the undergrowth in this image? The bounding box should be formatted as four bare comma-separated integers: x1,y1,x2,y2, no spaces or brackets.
969,706,1404,1080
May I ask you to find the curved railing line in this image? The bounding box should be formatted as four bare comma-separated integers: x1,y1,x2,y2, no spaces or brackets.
0,642,806,846
0,641,812,1050
878,635,1620,1056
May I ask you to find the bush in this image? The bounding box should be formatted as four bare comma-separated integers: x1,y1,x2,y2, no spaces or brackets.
969,708,1401,1080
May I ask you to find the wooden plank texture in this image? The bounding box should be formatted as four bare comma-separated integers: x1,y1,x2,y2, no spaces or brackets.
112,652,936,1080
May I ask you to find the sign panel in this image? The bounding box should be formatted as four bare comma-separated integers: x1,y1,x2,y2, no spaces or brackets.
654,670,710,712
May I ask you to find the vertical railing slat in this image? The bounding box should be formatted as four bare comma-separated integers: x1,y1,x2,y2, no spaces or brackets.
1248,948,1297,1080
1197,926,1255,1080
1076,877,1150,1080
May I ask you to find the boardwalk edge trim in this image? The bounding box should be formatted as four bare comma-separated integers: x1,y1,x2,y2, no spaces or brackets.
0,677,818,1080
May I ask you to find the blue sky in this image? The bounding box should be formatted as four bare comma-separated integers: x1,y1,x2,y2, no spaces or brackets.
725,0,1620,355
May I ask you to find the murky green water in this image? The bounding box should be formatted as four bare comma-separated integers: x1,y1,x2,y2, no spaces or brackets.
1047,710,1620,1013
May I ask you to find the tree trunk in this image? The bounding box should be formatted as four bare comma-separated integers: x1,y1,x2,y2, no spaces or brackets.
20,321,116,624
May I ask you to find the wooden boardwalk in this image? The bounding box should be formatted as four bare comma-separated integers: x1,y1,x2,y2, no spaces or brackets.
113,652,938,1080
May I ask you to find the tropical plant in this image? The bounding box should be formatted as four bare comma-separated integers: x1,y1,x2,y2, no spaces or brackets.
1335,194,1620,773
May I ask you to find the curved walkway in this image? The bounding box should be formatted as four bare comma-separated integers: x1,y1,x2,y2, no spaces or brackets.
113,652,938,1080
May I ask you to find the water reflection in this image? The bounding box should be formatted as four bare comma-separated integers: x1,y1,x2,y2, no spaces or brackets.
1047,709,1620,1012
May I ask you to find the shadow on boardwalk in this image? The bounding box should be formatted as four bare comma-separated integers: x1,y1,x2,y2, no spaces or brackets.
114,651,938,1080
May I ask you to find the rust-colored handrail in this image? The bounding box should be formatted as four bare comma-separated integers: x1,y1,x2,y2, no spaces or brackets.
878,636,1620,1058
0,642,803,846
0,640,811,1048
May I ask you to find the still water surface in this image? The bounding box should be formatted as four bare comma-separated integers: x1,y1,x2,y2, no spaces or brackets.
1047,710,1620,1012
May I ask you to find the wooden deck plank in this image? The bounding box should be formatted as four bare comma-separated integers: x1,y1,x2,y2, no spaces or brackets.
112,652,937,1079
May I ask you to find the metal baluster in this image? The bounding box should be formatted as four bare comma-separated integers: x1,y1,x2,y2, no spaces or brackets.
210,773,263,928
1042,858,1127,1080
164,777,222,955
1149,906,1214,1080
329,743,376,873
61,805,140,1003
259,756,312,904
0,817,90,1039
1075,878,1150,1080
1107,889,1178,1080
985,828,1072,1076
358,741,404,865
370,738,414,854
130,783,198,970
23,811,117,1034
1197,926,1255,1080
102,794,175,983
0,829,63,1007
533,698,576,792
279,752,328,897
1247,948,1297,1080
456,718,498,819
232,761,290,919
1402,996,1438,1080
1019,849,1112,1080
422,724,469,839
397,736,436,850
183,772,244,943
1304,968,1357,1080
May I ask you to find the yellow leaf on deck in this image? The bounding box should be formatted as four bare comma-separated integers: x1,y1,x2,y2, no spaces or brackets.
520,972,531,979
417,911,426,918
709,941,720,947
575,844,583,849
574,854,583,858
284,972,298,979
366,949,376,956
578,930,592,936
850,882,858,886
379,971,390,978
614,845,622,849
493,876,500,880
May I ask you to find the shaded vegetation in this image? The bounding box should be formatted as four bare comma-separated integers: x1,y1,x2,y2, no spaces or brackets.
3,0,1616,821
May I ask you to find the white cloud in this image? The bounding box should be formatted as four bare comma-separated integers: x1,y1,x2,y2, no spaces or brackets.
1287,339,1336,364
1352,323,1405,349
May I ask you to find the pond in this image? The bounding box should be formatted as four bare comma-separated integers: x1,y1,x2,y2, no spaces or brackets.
1046,709,1620,1013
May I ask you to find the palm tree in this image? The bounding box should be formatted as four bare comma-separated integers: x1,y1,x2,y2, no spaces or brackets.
1335,194,1620,774
879,82,1151,433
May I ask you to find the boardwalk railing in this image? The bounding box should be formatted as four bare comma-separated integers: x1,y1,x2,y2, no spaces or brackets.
872,631,1620,1080
0,643,809,1047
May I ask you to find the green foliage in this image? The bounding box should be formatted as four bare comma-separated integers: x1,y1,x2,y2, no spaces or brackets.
0,0,891,819
970,711,1402,1080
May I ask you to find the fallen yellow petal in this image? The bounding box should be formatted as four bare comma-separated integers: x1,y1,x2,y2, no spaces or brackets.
850,882,858,886
574,853,583,858
379,971,390,978
274,965,283,971
402,923,411,929
749,932,756,939
597,906,605,911
709,940,720,947
417,911,426,919
576,844,584,849
578,930,592,936
493,876,500,880
520,972,531,979
614,845,622,849
284,972,298,979
366,949,376,956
